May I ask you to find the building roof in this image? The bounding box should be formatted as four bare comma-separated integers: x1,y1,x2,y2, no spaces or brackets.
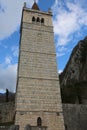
31,2,40,10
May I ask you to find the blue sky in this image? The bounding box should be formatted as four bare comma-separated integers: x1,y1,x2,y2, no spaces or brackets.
0,0,87,92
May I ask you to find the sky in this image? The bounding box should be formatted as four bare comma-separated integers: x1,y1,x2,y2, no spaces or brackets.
0,0,87,93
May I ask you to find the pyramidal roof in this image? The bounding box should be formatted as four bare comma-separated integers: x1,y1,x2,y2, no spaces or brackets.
31,1,40,10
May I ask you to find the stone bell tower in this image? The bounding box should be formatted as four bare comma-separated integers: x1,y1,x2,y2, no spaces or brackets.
15,2,65,130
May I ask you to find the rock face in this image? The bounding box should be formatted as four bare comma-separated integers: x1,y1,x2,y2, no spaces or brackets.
60,36,87,104
60,36,87,87
63,104,87,130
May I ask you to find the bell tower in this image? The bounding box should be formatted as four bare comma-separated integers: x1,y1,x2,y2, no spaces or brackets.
15,2,65,130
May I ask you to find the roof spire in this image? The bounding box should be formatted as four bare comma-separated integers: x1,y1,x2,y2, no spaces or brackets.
32,1,40,10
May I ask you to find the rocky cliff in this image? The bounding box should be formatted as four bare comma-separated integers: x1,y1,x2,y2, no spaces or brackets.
60,36,87,103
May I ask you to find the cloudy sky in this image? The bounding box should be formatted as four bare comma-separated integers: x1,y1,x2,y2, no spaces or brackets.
0,0,87,92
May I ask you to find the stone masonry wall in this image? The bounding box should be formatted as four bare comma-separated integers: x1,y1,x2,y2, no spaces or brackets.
63,104,87,130
0,102,15,124
1,102,87,130
15,111,64,130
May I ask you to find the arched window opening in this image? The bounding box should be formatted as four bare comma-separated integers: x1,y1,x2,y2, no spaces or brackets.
37,117,42,126
37,17,40,22
32,16,35,22
41,18,44,24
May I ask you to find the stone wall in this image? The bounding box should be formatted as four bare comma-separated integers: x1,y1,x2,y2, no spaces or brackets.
0,102,15,124
63,104,87,130
0,126,9,130
1,102,87,130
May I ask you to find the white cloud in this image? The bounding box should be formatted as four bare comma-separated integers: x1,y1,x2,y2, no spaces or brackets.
0,64,17,92
5,56,12,65
56,52,65,57
58,70,63,74
11,46,19,57
0,0,39,93
0,0,39,40
52,0,87,46
52,0,59,13
58,46,67,53
0,89,5,93
56,46,68,57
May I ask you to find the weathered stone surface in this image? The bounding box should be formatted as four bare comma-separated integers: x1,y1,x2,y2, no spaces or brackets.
9,125,19,130
60,36,87,87
24,125,31,130
0,102,15,123
0,126,9,130
24,125,47,130
63,104,87,130
60,37,87,103
1,103,87,130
